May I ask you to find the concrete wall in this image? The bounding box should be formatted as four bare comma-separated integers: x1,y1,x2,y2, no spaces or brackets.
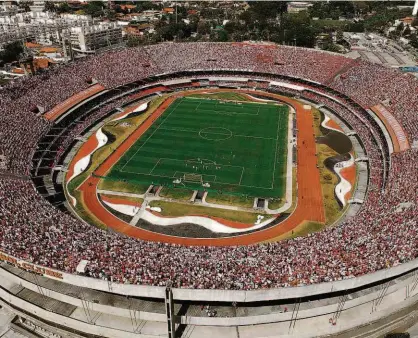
1,250,417,302
2,264,417,327
2,263,418,336
0,287,160,338
0,267,167,323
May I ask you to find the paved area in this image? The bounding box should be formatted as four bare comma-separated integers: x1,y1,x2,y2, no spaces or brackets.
0,307,27,338
344,32,416,67
1,330,28,338
0,307,14,337
408,321,418,337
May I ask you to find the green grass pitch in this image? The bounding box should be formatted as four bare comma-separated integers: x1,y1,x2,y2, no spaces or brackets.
104,97,289,198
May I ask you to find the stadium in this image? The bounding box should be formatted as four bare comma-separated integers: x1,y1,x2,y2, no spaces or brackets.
0,42,417,338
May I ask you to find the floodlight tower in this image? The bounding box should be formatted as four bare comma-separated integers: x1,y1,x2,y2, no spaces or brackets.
414,0,418,16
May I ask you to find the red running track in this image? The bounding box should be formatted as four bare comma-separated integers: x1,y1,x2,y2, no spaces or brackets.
77,89,325,246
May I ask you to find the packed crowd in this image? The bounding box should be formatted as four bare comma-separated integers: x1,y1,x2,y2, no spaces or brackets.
144,42,354,84
301,90,386,190
331,60,418,140
0,149,416,289
0,47,156,175
52,95,135,167
0,43,417,289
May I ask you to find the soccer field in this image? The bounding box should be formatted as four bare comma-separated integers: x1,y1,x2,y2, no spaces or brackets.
104,97,289,198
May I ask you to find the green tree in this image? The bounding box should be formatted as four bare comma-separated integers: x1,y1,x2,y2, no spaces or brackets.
353,2,369,16
330,8,342,20
188,15,199,33
127,35,142,47
403,24,412,37
210,28,228,42
364,14,391,33
19,1,31,12
336,29,344,42
410,34,418,49
57,2,71,14
248,1,287,21
396,22,405,36
346,21,365,33
0,41,24,65
324,43,342,53
84,1,104,17
44,2,56,12
197,21,211,35
281,12,318,48
106,9,116,20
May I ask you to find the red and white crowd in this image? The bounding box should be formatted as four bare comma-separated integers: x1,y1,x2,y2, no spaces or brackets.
330,59,418,139
0,43,416,290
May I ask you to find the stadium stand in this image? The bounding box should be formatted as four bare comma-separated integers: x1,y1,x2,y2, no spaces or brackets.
0,43,416,292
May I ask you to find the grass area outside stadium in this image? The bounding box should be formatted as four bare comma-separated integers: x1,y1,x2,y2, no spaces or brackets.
102,97,289,199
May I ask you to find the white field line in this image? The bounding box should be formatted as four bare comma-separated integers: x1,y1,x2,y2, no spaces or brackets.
267,106,294,214
197,109,259,116
120,99,183,172
146,157,244,169
238,167,245,186
271,108,283,189
233,134,275,140
244,94,277,103
159,126,275,140
148,158,162,176
118,98,285,192
122,168,267,189
97,189,145,198
194,101,202,112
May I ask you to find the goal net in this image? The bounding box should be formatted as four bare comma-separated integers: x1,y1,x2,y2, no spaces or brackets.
183,173,203,184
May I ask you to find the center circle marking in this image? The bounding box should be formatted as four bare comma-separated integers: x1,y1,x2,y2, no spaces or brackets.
199,127,233,141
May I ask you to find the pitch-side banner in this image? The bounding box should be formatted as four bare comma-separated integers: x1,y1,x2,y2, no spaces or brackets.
0,251,63,280
399,66,418,73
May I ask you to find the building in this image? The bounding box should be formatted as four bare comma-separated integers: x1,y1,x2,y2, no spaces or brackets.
29,0,45,13
287,2,313,13
0,3,22,17
0,11,93,47
68,22,123,53
163,7,175,15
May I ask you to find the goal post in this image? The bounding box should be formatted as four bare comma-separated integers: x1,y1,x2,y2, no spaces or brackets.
183,173,203,184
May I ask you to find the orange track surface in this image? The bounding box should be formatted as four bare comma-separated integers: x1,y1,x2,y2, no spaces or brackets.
66,131,99,182
100,194,142,207
206,216,256,229
325,118,343,132
67,92,166,183
340,163,356,201
76,89,325,246
112,86,168,119
144,213,256,230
